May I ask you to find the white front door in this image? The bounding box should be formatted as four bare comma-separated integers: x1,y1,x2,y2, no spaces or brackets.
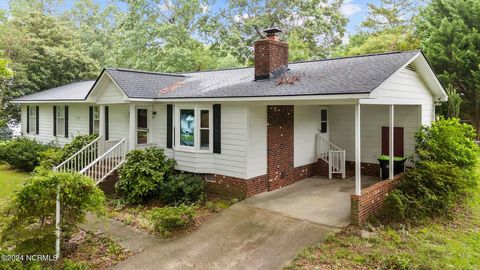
319,107,329,141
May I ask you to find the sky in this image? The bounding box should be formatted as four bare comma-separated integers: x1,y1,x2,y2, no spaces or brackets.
0,0,379,36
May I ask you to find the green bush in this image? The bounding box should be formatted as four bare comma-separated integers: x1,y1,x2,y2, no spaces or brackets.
116,147,175,204
379,118,479,223
0,172,105,255
0,138,52,171
149,204,195,236
160,173,206,205
414,117,479,168
36,147,64,171
61,134,98,161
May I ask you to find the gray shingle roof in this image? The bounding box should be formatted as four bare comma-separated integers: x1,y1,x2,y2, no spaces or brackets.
13,81,95,101
13,51,420,101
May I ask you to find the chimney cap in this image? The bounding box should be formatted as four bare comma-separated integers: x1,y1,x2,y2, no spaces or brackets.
264,27,282,36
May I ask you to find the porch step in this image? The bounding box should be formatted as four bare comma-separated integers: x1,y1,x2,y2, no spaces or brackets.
332,169,354,179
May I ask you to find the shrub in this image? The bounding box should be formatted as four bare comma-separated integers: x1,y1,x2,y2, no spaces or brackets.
378,189,407,223
0,138,52,171
160,173,206,205
149,204,195,236
116,147,175,204
0,172,105,255
414,117,479,168
61,134,98,161
36,147,64,171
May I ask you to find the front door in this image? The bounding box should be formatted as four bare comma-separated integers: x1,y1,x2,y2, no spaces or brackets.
319,108,329,141
137,108,148,144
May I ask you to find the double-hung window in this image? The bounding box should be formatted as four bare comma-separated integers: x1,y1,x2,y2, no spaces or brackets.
93,106,100,135
175,106,212,152
56,106,66,136
320,109,328,133
29,106,37,133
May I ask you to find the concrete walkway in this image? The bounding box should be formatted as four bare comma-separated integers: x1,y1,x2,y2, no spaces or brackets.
81,213,161,253
112,203,337,270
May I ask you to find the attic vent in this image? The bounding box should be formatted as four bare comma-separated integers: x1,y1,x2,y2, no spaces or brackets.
405,64,416,72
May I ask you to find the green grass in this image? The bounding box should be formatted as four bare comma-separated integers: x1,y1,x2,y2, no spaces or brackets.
0,164,30,203
286,184,480,270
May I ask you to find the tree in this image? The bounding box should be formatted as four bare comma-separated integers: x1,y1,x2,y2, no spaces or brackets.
0,10,99,121
206,0,347,64
438,85,463,119
361,0,421,32
415,0,480,135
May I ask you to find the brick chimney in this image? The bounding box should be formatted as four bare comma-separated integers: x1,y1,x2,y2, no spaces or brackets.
254,28,289,80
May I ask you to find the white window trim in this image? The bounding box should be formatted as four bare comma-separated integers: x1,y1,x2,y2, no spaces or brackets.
56,105,65,137
174,105,213,153
93,106,100,135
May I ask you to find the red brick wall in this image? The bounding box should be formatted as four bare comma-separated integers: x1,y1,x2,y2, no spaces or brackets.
346,160,380,177
267,105,295,190
351,173,403,225
254,39,288,79
206,174,268,199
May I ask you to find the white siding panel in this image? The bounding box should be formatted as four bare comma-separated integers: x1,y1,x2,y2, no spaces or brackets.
329,104,420,164
94,77,127,104
246,105,267,178
21,104,90,146
371,68,435,125
108,104,130,141
294,105,321,167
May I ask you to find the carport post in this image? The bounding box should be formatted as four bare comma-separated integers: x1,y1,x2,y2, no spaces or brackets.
354,103,361,196
389,105,394,179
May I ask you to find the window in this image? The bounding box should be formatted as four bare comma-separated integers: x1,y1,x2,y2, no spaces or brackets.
175,106,212,151
56,106,65,136
93,106,100,135
29,106,37,133
320,109,328,133
200,110,210,150
137,108,148,144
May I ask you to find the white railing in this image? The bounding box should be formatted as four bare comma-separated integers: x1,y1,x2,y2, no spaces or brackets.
80,138,127,184
54,136,101,173
316,133,346,179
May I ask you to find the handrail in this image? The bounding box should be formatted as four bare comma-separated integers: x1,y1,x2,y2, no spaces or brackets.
80,138,126,174
54,136,101,171
316,133,346,179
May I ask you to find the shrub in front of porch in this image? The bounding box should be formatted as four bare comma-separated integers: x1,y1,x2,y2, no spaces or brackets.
378,118,479,223
115,147,176,204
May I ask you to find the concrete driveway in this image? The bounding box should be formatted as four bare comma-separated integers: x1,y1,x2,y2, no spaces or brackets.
113,177,375,270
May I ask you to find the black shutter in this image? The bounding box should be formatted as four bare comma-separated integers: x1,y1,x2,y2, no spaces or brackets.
26,106,30,134
105,106,109,140
35,106,39,134
213,104,221,154
64,106,69,138
166,104,173,148
53,106,57,136
89,106,94,135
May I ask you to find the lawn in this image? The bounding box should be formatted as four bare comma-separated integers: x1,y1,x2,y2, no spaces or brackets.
0,164,30,203
286,186,480,269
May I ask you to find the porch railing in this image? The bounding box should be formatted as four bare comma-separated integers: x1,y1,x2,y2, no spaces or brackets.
80,138,127,184
54,136,101,173
316,133,346,179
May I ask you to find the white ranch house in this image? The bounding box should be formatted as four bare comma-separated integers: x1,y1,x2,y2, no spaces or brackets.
12,29,447,210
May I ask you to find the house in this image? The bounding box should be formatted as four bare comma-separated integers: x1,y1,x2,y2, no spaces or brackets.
12,28,447,205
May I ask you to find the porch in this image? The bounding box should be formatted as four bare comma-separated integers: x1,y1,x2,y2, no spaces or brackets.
243,175,379,228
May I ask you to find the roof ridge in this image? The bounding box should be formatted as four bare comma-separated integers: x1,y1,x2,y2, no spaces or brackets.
106,68,186,77
290,50,421,65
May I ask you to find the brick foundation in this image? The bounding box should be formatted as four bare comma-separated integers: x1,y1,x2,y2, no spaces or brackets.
206,174,268,199
351,173,403,225
346,161,380,177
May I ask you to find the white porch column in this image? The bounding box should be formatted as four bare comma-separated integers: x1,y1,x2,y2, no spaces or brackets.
99,105,106,154
355,103,361,195
389,104,395,179
129,103,136,150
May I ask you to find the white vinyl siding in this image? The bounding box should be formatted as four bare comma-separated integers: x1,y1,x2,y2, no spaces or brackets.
90,74,127,104
107,104,130,141
329,104,420,164
369,67,435,125
246,105,267,178
294,105,322,167
21,104,90,146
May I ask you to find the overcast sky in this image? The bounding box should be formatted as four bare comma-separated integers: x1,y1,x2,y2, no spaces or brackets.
0,0,378,36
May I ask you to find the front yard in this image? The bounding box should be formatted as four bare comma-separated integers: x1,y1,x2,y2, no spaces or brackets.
0,165,29,203
286,183,480,270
